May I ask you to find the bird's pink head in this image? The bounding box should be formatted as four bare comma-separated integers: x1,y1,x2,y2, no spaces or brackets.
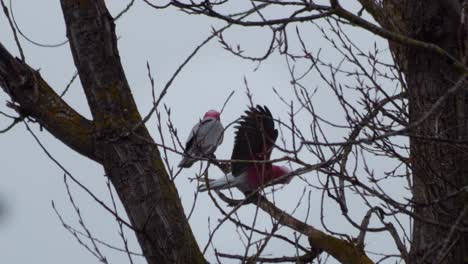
203,110,221,121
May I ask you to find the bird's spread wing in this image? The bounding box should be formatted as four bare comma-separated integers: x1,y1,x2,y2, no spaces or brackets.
231,105,278,176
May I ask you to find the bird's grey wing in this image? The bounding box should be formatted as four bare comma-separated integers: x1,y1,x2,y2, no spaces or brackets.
184,121,202,153
195,119,223,154
203,120,224,147
186,118,218,152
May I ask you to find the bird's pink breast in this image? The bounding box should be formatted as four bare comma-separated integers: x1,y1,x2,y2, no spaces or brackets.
247,166,268,189
246,165,290,189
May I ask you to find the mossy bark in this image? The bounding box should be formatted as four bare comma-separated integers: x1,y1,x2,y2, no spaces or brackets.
1,1,206,263
383,1,468,263
59,1,206,263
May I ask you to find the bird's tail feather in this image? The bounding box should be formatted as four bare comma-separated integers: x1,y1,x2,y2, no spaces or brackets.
178,156,196,168
198,176,236,192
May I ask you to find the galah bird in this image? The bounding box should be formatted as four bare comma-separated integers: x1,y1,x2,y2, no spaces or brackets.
199,105,291,193
178,110,224,168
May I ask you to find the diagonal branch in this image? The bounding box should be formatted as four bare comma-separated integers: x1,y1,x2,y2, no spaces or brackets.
216,192,374,264
255,195,374,264
332,3,466,72
0,43,97,161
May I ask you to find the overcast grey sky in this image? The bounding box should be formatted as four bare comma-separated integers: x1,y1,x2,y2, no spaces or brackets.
0,1,409,263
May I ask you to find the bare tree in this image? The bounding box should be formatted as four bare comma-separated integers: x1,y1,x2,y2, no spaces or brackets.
1,1,467,264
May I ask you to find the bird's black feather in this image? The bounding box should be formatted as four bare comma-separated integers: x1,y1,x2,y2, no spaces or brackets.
231,105,278,176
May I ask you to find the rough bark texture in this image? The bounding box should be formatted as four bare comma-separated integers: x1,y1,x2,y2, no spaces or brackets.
383,1,468,263
0,44,97,161
2,0,467,263
58,1,205,263
0,0,205,263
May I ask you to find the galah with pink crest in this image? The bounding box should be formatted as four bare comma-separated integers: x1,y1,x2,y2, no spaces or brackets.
178,110,224,168
199,105,292,193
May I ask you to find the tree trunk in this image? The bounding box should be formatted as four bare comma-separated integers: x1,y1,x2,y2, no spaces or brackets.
390,1,468,263
59,1,205,263
0,1,206,263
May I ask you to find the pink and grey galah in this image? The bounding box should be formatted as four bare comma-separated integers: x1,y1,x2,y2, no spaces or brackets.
178,110,224,168
199,105,292,193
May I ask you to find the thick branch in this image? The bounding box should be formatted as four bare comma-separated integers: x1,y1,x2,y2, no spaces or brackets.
356,0,400,32
217,192,374,264
255,196,374,264
217,251,318,263
332,3,466,72
357,0,384,22
0,43,97,161
60,0,142,128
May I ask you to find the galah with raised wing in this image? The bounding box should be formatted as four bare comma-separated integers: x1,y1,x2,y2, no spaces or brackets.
199,105,292,192
178,110,224,168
